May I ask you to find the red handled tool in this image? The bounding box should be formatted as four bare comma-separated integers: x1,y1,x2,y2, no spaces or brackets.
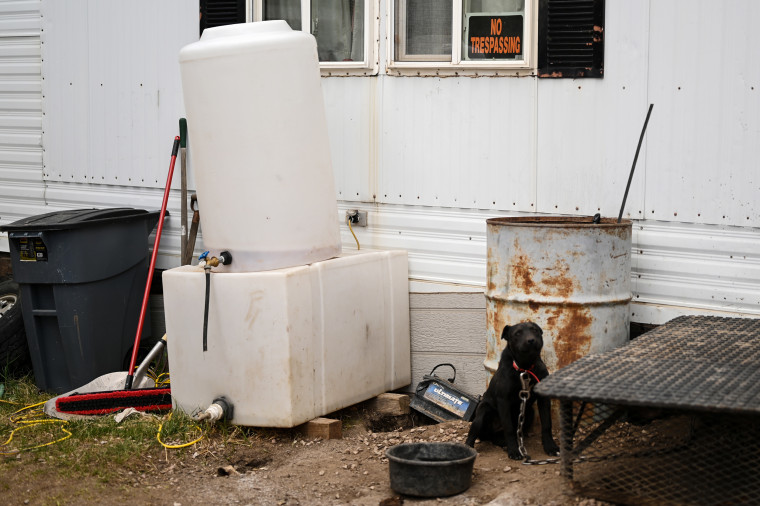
124,136,180,390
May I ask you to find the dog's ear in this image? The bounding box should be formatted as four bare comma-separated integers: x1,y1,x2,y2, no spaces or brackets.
501,325,511,341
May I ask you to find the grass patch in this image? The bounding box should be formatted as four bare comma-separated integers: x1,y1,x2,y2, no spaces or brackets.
1,374,366,489
0,376,211,483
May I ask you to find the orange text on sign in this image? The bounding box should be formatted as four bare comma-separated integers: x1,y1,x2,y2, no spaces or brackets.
470,36,521,54
471,17,520,55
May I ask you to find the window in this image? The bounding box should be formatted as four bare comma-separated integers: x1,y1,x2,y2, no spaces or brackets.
390,0,604,76
253,0,378,75
395,0,452,62
391,0,534,74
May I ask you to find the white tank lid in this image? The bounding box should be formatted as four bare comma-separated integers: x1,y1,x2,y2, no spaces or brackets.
180,20,310,62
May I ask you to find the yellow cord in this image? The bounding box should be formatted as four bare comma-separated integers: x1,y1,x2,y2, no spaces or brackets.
347,216,360,250
155,372,170,387
1,402,71,454
156,411,203,449
0,420,72,454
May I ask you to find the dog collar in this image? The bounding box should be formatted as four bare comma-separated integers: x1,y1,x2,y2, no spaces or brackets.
512,361,540,383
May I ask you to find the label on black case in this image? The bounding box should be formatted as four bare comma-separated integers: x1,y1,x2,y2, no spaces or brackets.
18,237,47,261
422,382,471,418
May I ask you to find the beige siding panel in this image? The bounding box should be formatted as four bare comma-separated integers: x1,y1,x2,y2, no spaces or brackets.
409,353,487,399
407,292,487,397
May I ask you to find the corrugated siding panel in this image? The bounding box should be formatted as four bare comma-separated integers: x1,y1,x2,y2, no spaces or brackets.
632,221,760,316
42,0,197,189
338,204,760,319
338,203,490,285
0,0,43,228
0,0,40,36
646,0,760,227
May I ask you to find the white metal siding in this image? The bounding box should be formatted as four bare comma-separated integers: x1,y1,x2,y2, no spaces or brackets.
339,202,760,319
0,0,754,322
646,0,760,227
632,221,760,319
34,0,199,268
327,0,760,321
377,76,536,211
536,1,650,219
42,0,196,189
325,0,757,227
324,77,376,203
0,0,42,237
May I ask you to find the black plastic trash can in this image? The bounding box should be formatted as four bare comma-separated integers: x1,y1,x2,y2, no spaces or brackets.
0,208,163,393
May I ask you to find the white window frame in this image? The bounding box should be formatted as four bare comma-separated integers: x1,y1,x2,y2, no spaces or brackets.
250,0,379,76
388,0,537,76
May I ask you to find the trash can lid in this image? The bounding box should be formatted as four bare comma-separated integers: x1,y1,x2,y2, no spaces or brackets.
0,208,164,232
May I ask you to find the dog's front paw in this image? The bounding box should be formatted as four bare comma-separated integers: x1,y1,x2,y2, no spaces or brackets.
542,437,560,457
505,446,523,460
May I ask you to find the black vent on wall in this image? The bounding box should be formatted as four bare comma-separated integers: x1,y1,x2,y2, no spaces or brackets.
200,0,246,36
538,0,604,78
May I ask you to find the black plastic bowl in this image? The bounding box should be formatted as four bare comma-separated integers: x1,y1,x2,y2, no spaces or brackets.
385,442,478,497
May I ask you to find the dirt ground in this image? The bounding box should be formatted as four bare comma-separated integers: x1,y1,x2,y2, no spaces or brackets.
1,410,613,506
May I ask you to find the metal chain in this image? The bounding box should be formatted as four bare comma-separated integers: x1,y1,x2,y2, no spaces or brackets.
516,371,561,466
516,372,531,460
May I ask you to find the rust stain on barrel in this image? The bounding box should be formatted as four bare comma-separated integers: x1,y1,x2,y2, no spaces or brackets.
485,309,500,364
512,253,536,291
486,245,498,293
550,307,593,369
539,259,578,297
511,256,579,299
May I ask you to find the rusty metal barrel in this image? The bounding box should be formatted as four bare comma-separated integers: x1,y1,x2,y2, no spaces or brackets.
485,216,632,378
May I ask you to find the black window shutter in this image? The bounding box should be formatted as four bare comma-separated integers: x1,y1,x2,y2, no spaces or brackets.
538,0,604,78
200,0,246,37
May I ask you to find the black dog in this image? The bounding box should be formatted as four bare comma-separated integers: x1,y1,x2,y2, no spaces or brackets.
465,322,560,460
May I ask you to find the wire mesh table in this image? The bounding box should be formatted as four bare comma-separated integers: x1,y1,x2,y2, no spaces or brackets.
535,316,760,505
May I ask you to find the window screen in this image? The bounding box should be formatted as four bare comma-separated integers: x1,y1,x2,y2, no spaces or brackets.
395,0,452,61
312,0,364,62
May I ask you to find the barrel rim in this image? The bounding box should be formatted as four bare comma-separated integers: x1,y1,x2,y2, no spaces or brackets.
486,216,632,228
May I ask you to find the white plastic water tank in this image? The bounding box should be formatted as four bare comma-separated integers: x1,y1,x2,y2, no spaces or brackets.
163,251,412,427
179,21,341,272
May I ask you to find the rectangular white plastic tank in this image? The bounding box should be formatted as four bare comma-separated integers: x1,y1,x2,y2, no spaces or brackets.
162,250,411,427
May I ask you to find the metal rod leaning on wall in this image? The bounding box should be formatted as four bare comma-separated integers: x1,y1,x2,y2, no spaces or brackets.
618,103,654,223
180,118,189,265
184,194,200,266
